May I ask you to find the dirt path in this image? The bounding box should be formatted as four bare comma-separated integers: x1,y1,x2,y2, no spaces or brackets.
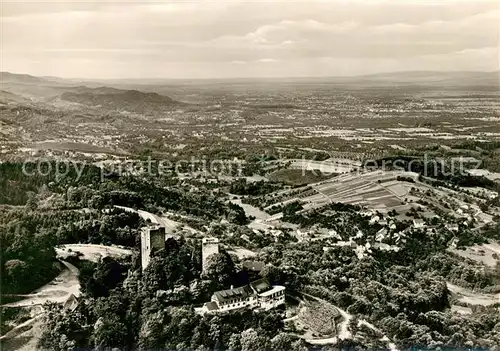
2,261,80,308
447,282,500,306
1,242,133,349
483,243,500,256
0,315,42,341
115,205,179,233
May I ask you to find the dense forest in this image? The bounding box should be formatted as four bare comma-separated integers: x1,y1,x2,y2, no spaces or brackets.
1,160,499,350
38,239,301,351
35,216,500,350
0,161,247,295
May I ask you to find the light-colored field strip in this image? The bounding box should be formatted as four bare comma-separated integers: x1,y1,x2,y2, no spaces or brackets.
447,283,500,306
56,244,133,263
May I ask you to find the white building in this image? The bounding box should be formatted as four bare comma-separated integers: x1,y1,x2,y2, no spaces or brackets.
413,219,426,229
198,278,285,314
202,237,220,273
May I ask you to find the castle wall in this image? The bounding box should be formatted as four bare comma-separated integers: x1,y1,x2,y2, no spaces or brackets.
141,226,165,271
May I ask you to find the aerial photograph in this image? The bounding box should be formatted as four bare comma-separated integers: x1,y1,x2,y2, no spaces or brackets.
0,0,499,350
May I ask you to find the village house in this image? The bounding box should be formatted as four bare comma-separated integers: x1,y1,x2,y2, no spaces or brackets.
413,218,426,228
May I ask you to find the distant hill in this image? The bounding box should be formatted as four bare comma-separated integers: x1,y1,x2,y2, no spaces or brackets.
1,71,52,84
352,70,500,86
59,86,180,114
2,70,498,91
0,90,31,104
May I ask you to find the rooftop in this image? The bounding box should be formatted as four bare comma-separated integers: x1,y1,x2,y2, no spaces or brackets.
202,237,220,244
258,285,285,297
249,278,271,294
213,285,253,303
204,301,219,311
212,277,274,303
142,224,165,232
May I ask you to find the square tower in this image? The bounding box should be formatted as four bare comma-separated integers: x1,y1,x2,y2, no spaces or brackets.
141,225,165,271
202,237,220,273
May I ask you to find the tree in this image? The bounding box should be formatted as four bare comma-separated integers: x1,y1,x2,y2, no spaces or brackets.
138,311,165,349
227,203,247,225
26,191,38,210
348,315,360,336
290,339,308,351
79,258,127,298
479,201,490,213
92,315,128,349
270,332,293,350
3,259,28,287
259,264,283,285
240,328,269,351
228,333,241,351
203,251,236,287
282,201,303,218
142,256,167,294
38,302,88,350
89,194,105,210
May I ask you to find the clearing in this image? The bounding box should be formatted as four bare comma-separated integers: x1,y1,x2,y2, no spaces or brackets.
447,282,500,306
56,244,133,263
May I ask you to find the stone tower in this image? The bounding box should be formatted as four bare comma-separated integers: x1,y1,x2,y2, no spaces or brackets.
202,237,220,273
141,225,165,271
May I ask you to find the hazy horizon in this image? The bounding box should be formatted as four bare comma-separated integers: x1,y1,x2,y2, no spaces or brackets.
2,0,499,79
3,69,500,83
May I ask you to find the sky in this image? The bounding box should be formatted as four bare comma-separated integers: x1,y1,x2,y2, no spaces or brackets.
1,0,499,79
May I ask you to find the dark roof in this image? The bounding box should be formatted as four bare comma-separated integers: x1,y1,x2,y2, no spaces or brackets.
249,278,271,294
213,285,253,303
63,294,79,311
242,260,265,272
204,301,219,311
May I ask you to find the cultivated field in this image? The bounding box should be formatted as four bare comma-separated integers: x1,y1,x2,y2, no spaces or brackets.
449,242,500,267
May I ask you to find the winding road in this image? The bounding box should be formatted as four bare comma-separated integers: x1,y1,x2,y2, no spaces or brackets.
2,261,80,308
115,205,179,233
1,244,134,348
